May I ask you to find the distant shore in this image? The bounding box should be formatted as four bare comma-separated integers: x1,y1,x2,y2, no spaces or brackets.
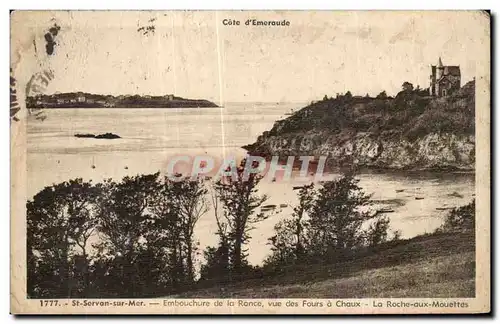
26,92,219,109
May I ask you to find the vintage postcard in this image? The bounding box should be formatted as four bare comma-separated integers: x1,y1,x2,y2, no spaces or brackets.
10,10,490,314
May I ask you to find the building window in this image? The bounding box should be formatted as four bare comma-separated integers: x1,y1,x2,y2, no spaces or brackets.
442,89,447,96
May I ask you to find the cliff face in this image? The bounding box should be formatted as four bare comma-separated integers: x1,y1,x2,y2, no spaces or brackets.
246,132,475,170
244,81,475,171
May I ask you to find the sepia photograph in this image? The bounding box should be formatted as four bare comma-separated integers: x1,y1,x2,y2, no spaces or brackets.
10,10,490,314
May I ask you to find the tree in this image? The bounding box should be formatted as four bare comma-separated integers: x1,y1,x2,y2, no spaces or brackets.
265,175,393,269
307,174,373,261
27,179,100,298
199,241,230,283
439,199,475,233
95,173,160,296
365,216,391,247
266,183,315,266
415,86,430,97
401,81,414,92
376,90,388,99
150,177,208,286
265,219,298,267
172,179,208,283
210,159,268,274
199,185,232,282
28,173,210,298
147,184,184,292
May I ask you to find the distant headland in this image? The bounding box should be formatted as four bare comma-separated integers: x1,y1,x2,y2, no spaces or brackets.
26,92,219,108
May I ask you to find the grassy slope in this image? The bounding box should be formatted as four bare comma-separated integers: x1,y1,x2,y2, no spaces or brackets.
176,231,475,298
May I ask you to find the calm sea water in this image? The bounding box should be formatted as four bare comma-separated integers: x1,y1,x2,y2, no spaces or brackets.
27,104,475,265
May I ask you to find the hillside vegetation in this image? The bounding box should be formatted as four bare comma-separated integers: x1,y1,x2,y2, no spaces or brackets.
263,81,473,140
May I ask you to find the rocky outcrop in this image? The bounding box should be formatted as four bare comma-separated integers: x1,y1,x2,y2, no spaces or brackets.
245,132,475,171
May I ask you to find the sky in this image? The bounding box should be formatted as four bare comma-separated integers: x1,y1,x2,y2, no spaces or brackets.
11,11,489,105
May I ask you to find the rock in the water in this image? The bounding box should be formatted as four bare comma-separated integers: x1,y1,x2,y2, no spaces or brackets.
74,133,96,138
95,133,121,139
75,132,121,139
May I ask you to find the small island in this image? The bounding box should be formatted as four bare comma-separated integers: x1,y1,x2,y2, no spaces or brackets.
75,132,121,139
27,92,219,109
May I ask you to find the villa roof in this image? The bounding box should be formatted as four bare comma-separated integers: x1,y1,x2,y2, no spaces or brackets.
444,66,461,76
